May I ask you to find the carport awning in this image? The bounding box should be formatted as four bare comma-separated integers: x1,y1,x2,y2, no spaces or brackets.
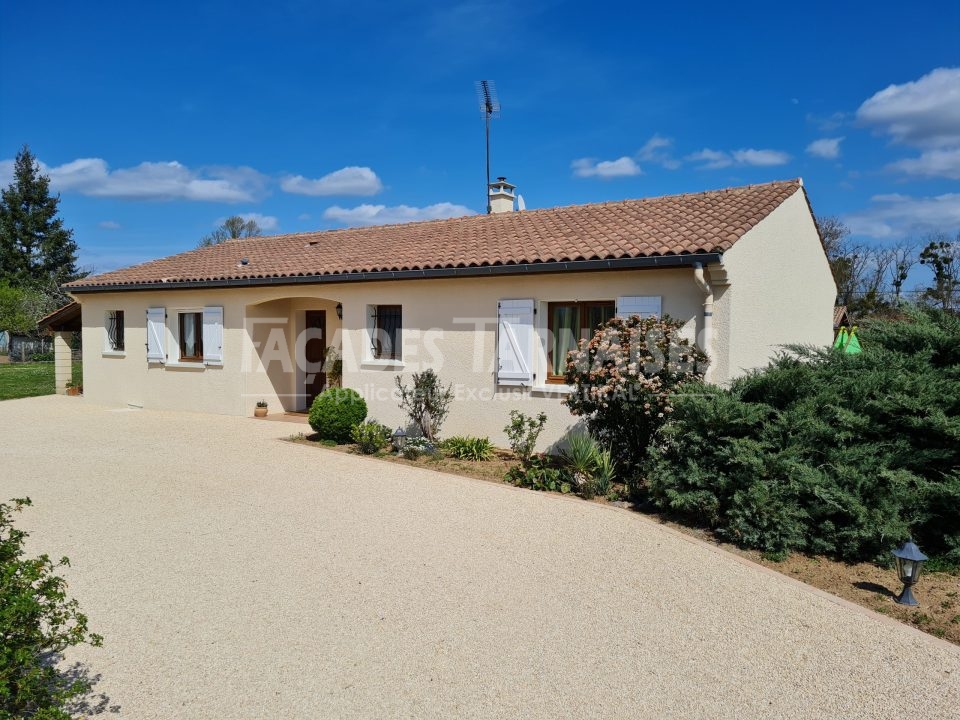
37,301,81,332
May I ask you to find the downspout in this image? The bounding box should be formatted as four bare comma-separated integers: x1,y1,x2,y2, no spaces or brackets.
692,262,713,381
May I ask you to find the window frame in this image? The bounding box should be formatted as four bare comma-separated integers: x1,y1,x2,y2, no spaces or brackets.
370,304,402,361
546,300,615,384
177,311,204,362
104,310,125,353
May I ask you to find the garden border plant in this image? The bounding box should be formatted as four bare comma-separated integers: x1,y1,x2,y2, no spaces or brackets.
563,314,706,493
1,497,104,720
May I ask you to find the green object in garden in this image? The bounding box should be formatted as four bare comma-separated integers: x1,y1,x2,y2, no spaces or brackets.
833,327,848,350
845,326,862,354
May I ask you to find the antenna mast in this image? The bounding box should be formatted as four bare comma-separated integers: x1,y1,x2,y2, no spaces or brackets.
475,80,500,214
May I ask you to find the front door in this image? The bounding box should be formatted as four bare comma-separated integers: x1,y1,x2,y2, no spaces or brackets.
304,310,327,407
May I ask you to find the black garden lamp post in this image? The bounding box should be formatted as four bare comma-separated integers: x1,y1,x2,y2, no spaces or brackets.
892,538,928,607
392,427,407,453
336,303,343,320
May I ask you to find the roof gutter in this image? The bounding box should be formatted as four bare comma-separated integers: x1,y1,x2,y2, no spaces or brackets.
66,253,724,294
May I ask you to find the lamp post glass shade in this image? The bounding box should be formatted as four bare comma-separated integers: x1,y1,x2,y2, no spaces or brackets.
392,427,407,452
892,538,928,607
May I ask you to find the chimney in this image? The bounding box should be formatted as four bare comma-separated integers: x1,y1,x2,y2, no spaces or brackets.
488,176,516,214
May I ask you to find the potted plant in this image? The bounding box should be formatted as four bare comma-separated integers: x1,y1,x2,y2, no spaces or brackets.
65,381,81,397
254,400,268,418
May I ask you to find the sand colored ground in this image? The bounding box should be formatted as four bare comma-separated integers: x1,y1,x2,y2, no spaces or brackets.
1,396,957,718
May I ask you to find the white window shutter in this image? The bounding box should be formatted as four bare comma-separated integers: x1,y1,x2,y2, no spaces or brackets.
616,296,662,319
497,299,535,386
146,308,166,363
202,306,224,364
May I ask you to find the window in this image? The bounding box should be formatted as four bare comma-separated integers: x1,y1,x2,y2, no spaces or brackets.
547,301,615,382
178,312,203,361
371,305,402,360
105,310,125,352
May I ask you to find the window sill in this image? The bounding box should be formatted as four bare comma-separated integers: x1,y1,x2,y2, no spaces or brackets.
101,350,126,358
360,359,405,369
532,384,574,395
165,361,205,370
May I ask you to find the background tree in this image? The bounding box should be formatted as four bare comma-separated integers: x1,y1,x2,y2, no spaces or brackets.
919,232,959,311
0,146,81,288
0,283,50,335
198,215,262,248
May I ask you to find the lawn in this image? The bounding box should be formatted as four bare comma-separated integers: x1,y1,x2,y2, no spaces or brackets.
0,361,82,401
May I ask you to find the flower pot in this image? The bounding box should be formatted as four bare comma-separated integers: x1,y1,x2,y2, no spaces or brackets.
254,407,268,418
66,386,80,397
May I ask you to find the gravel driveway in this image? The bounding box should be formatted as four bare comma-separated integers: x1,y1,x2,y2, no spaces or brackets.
1,396,957,718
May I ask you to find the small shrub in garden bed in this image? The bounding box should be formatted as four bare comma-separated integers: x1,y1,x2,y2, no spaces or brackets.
560,433,617,499
395,369,453,442
441,436,494,461
308,387,367,443
401,436,439,460
506,455,572,494
351,420,392,454
504,411,547,464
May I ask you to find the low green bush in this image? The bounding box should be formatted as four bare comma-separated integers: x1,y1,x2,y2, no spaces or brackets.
441,436,494,461
560,433,617,499
351,420,392,454
401,436,438,460
1,498,103,719
308,387,368,443
645,307,960,563
506,455,572,494
504,411,547,464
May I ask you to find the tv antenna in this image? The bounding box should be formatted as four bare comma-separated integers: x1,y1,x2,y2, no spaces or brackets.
475,80,500,214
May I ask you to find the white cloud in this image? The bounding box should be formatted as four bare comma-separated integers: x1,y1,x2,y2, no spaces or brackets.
98,220,121,230
731,149,791,166
323,202,473,227
844,192,960,239
857,67,960,149
281,166,383,196
686,149,732,169
297,213,311,221
0,157,267,202
806,137,844,159
571,156,641,179
226,212,278,232
637,135,680,169
887,148,960,180
687,147,791,169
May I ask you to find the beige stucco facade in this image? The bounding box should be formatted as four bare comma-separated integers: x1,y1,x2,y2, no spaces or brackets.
73,187,835,448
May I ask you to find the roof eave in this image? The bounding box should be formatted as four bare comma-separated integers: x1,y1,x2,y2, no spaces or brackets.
66,253,724,294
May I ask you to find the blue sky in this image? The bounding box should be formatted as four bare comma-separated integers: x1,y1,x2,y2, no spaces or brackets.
1,0,958,276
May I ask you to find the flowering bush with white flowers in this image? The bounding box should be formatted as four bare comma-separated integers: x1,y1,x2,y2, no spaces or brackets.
563,314,707,488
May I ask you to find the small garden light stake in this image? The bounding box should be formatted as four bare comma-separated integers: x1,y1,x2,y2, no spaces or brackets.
392,427,407,454
892,538,928,607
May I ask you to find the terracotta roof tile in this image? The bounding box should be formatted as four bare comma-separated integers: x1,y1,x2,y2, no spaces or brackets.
68,179,803,290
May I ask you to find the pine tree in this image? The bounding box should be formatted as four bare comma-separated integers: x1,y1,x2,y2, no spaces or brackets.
0,145,81,289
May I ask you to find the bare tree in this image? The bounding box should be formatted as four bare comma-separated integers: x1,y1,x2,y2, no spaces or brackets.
198,216,262,248
889,242,917,303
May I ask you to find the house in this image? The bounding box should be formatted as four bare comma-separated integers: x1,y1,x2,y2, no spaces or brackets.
62,178,836,447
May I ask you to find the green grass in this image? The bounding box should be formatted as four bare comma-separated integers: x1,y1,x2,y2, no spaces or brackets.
0,362,83,401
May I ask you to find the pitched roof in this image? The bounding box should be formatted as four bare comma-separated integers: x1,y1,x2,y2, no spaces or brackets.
36,301,81,332
833,305,849,328
68,179,804,291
